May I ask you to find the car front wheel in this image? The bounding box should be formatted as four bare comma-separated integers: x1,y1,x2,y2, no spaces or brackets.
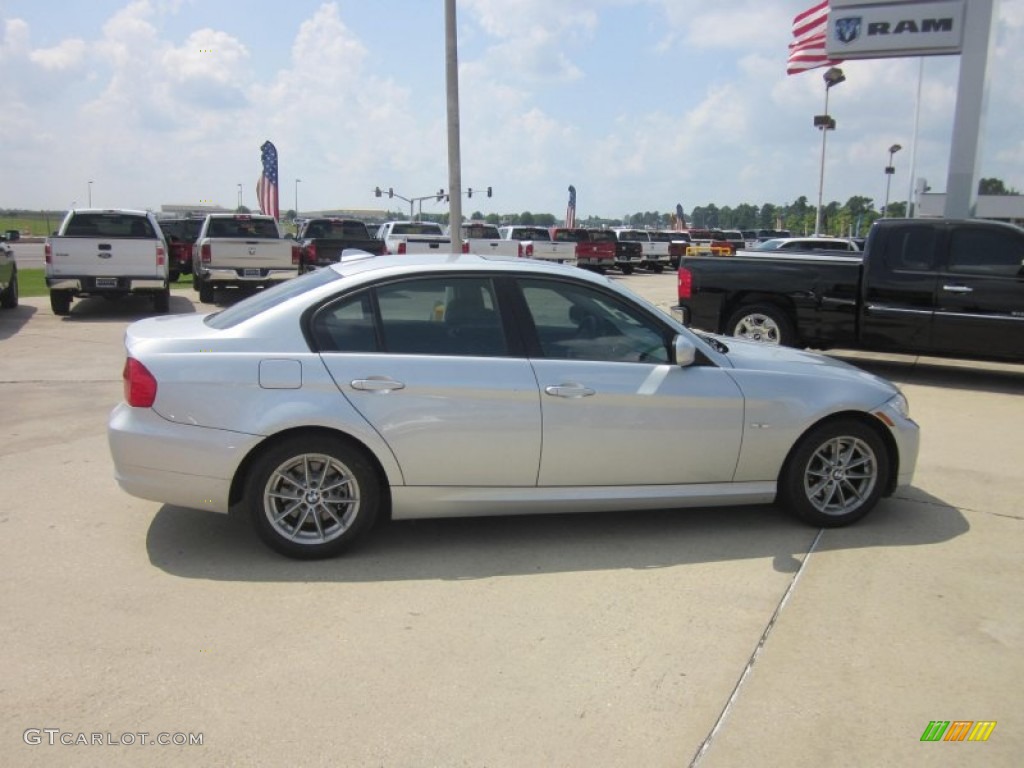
245,436,381,559
779,419,890,527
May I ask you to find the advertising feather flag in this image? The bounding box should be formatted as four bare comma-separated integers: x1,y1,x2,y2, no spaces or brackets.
256,140,279,220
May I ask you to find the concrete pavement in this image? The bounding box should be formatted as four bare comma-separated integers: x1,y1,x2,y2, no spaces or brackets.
1,279,1020,767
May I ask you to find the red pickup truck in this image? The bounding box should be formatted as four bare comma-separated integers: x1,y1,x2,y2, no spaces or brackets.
549,227,616,272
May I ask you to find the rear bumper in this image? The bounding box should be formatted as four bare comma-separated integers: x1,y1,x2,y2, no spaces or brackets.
108,403,262,514
46,276,168,293
202,267,297,285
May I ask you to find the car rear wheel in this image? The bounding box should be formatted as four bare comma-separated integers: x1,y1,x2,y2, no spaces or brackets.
197,276,214,304
620,264,634,275
153,288,170,313
246,436,381,559
50,290,72,316
779,419,889,527
0,267,17,309
725,304,794,346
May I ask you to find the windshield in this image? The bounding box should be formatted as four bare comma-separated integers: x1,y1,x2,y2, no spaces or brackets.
204,267,342,329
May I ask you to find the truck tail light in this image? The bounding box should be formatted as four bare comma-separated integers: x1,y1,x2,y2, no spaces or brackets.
678,267,693,300
305,243,317,264
291,244,301,266
201,243,212,264
462,241,470,253
45,242,52,264
397,242,407,255
156,244,166,267
517,243,523,258
123,358,157,408
525,243,534,258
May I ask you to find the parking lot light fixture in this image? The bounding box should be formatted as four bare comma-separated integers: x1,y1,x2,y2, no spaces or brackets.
883,144,903,217
814,67,845,236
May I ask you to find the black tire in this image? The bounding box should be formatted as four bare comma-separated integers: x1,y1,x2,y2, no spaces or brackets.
779,419,890,527
0,267,17,309
651,263,664,274
245,435,381,559
197,277,214,304
168,269,180,283
725,303,795,346
50,290,72,316
620,263,634,275
153,288,170,314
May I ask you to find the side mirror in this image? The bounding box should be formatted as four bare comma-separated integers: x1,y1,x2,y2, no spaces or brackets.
673,334,697,367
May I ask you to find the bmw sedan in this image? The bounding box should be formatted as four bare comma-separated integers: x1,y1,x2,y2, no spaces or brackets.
108,253,919,559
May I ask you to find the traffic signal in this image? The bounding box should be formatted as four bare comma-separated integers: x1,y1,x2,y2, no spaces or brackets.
437,188,445,202
388,187,394,198
374,187,381,197
486,186,492,197
467,188,473,198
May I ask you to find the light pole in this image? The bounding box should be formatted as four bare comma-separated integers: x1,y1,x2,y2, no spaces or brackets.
295,178,301,219
814,66,845,236
883,144,902,217
237,183,243,210
88,180,93,207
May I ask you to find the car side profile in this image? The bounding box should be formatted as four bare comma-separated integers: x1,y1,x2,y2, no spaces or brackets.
109,254,919,559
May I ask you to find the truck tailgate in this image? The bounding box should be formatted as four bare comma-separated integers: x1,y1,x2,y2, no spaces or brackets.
47,237,164,277
206,240,294,269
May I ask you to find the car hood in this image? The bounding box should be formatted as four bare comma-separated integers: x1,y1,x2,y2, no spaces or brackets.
712,336,899,395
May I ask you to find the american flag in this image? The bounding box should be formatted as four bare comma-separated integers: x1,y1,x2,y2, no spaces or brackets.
787,1,842,75
674,203,687,231
256,140,279,220
565,185,576,228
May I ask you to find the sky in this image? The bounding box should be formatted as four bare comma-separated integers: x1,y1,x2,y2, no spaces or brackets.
1,0,1022,221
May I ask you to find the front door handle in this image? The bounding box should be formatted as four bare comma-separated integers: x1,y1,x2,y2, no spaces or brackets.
545,383,595,398
942,284,974,294
351,377,405,392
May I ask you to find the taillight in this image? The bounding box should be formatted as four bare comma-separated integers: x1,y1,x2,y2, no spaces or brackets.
305,243,317,264
517,243,523,258
678,267,693,300
397,242,407,255
123,358,157,408
45,242,52,264
201,243,212,264
462,242,470,253
525,243,534,257
156,244,165,267
291,244,300,266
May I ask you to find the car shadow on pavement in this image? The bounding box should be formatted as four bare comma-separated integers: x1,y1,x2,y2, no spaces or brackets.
0,303,38,340
55,293,198,321
146,487,967,583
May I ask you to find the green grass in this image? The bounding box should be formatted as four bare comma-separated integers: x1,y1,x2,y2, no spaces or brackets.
17,268,195,298
1,213,65,238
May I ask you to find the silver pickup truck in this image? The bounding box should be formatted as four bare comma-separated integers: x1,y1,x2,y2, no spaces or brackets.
192,214,299,303
45,209,170,315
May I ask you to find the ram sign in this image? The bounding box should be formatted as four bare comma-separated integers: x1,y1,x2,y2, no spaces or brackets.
826,0,965,59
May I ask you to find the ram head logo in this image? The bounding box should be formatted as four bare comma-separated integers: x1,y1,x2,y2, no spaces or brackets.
835,17,862,44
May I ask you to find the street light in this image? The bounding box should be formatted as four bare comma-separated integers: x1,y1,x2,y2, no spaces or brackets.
883,144,902,217
237,183,243,209
88,180,93,208
814,66,845,235
295,178,301,219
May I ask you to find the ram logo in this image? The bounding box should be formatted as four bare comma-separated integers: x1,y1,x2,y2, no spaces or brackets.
835,17,862,44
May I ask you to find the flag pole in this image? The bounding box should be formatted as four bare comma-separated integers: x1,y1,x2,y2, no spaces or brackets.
906,58,924,217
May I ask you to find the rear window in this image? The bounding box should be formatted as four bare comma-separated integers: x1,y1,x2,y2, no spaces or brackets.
552,229,587,242
507,228,551,241
305,220,372,238
391,223,444,236
462,224,501,239
63,213,157,239
204,267,342,329
587,230,616,243
617,230,649,241
206,217,281,239
157,219,203,241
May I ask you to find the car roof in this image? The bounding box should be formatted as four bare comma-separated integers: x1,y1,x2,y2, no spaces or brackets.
324,252,606,283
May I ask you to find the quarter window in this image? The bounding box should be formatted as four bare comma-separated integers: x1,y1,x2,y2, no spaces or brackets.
948,229,1024,277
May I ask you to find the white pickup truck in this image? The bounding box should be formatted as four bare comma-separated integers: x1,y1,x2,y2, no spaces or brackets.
611,228,670,273
376,221,451,255
191,213,299,304
497,225,577,265
454,222,520,256
45,209,170,315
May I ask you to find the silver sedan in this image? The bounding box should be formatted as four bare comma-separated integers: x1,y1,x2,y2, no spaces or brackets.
108,254,919,559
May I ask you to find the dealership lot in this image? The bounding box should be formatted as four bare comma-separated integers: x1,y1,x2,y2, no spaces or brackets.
1,276,1021,767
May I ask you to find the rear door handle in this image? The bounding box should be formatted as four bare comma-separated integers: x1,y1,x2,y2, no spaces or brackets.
545,384,595,398
942,284,974,294
351,377,405,392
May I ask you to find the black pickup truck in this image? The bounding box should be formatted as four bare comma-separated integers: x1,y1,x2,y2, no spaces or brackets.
295,218,384,273
675,218,1024,364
